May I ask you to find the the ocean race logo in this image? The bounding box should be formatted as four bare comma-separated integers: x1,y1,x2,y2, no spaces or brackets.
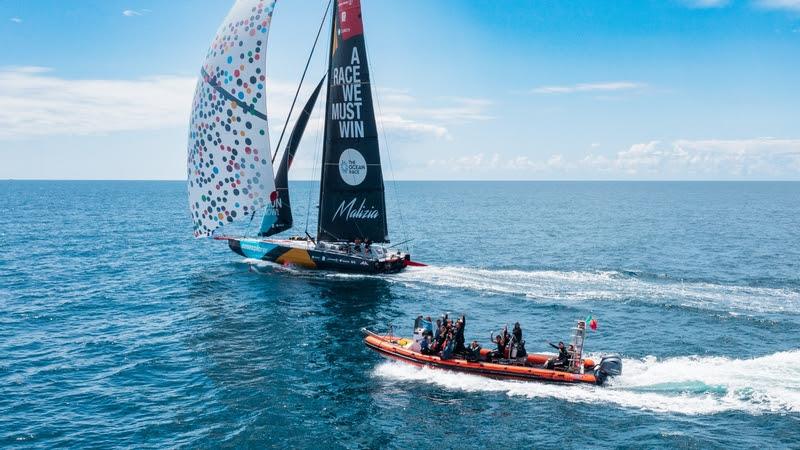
332,198,379,221
338,148,367,186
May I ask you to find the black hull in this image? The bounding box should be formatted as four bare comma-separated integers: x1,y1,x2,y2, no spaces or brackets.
226,238,409,274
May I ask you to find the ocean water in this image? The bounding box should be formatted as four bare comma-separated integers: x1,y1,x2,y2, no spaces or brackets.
1,180,799,448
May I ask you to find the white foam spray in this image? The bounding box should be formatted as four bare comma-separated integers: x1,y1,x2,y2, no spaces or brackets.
373,350,800,415
393,266,800,315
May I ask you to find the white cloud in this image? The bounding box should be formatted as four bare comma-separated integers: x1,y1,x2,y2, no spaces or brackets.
581,138,800,178
682,0,729,8
376,87,415,104
376,114,450,140
374,94,492,140
122,9,151,17
683,0,800,12
0,67,489,143
268,84,490,144
426,97,493,122
10,17,23,23
425,138,800,179
530,82,646,95
427,153,491,172
0,66,196,139
426,152,569,174
755,0,800,11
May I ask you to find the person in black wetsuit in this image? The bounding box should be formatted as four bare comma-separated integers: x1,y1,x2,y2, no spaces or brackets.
512,322,523,343
509,322,526,358
492,334,506,360
433,325,446,354
466,340,482,362
546,341,569,369
454,315,466,354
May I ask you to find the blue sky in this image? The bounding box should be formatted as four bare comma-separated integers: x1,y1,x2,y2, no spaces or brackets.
1,0,799,180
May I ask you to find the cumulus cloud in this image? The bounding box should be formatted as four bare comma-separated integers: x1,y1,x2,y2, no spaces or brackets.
10,17,23,23
250,84,490,144
424,139,800,179
582,138,800,178
530,82,646,95
0,66,197,139
427,153,491,172
374,93,492,140
0,66,489,143
610,138,800,178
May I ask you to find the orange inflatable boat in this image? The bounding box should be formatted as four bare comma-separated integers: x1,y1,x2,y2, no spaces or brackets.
363,329,622,386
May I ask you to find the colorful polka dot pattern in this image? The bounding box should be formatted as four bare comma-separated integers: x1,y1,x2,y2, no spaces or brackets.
187,0,277,237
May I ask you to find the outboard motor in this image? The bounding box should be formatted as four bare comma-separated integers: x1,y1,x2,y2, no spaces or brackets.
593,355,623,385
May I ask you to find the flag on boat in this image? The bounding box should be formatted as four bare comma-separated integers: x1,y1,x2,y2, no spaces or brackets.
585,315,598,331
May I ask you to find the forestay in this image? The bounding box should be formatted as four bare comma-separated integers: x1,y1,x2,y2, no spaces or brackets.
259,77,325,237
187,0,277,237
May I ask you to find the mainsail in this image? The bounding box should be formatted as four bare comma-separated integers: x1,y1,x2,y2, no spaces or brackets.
259,77,325,237
317,0,389,243
187,0,277,237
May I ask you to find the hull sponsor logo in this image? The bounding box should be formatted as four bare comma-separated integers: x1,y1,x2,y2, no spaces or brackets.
332,198,379,221
241,242,268,255
339,148,367,186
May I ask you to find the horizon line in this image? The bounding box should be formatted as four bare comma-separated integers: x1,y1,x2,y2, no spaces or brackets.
2,178,800,182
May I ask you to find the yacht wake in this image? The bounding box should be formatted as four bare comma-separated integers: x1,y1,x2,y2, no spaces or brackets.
393,266,800,315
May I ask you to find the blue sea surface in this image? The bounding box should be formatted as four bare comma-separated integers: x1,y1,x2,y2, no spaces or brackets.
1,180,799,448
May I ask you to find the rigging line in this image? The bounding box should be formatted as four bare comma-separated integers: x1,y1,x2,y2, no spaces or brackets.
282,70,328,177
305,80,325,235
387,238,414,249
246,209,257,237
272,0,333,164
362,38,409,250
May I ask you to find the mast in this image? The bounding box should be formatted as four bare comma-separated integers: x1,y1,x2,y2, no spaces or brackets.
318,0,337,242
317,0,389,243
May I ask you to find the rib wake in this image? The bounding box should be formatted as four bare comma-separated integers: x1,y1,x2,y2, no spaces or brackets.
374,349,800,415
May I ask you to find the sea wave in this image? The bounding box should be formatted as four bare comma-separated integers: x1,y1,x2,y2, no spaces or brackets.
373,349,800,415
392,266,800,315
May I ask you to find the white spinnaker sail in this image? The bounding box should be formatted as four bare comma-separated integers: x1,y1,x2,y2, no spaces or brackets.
187,0,277,237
